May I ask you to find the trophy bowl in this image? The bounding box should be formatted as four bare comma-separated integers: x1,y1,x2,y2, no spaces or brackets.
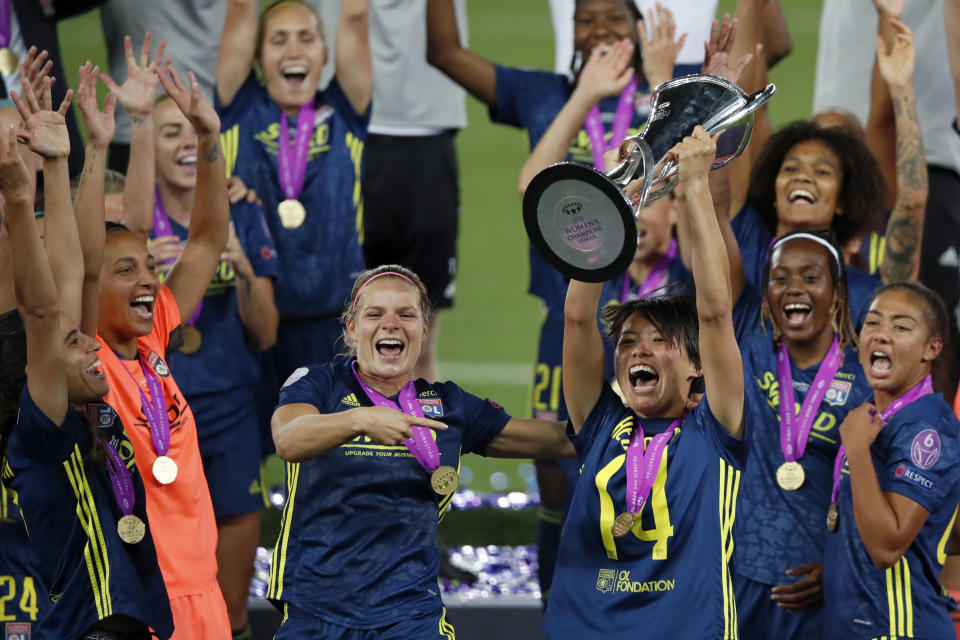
523,74,776,283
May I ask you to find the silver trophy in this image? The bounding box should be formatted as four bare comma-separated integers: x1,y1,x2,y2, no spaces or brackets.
522,74,776,282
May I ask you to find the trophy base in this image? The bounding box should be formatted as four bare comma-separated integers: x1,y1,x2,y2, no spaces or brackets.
522,162,636,283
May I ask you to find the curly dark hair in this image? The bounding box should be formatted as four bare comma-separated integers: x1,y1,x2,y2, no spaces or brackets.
747,121,887,247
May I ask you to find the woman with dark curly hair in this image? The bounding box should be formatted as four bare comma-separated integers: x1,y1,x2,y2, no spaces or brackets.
729,19,928,328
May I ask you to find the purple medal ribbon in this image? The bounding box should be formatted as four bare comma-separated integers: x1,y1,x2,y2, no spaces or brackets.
830,374,934,503
277,103,316,201
0,0,11,50
623,416,682,516
584,77,637,172
777,335,842,462
351,360,441,472
113,351,172,460
620,238,678,303
152,190,202,326
104,440,136,516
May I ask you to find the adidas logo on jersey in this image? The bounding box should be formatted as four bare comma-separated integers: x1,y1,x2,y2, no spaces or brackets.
341,393,361,407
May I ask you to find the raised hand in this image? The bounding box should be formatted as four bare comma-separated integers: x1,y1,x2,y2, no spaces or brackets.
154,65,221,138
0,124,33,209
672,126,718,189
77,62,117,149
639,3,687,88
19,47,54,104
877,19,915,91
575,39,635,103
220,222,254,280
101,33,165,120
10,66,72,160
701,15,756,86
147,235,182,275
227,175,259,205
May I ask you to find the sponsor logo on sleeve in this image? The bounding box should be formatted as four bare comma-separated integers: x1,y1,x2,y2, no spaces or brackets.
910,429,941,469
895,464,935,491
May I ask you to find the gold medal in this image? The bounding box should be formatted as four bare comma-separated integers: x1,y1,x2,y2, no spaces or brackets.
826,503,839,532
430,465,459,495
117,514,146,544
179,325,202,354
776,461,805,491
0,48,19,76
611,511,638,538
277,199,306,229
152,455,178,485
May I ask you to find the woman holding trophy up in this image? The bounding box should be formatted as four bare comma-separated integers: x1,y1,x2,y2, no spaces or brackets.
427,0,703,600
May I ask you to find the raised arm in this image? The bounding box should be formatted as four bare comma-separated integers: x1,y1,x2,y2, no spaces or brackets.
676,127,743,436
517,39,634,194
562,279,607,433
876,19,927,284
74,62,116,337
217,0,259,107
426,0,497,108
864,0,902,212
221,221,278,351
272,403,448,462
101,34,165,240
155,66,229,322
11,71,80,324
334,0,372,115
0,124,66,423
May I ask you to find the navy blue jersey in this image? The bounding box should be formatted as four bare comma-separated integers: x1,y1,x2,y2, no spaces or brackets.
0,479,50,626
160,200,278,395
824,394,960,639
4,391,173,639
543,385,747,639
217,74,368,316
266,359,511,627
730,202,881,328
732,287,873,585
490,63,700,314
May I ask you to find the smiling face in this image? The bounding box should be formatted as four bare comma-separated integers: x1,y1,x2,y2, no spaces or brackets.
859,289,942,399
767,238,836,346
573,0,638,62
154,98,198,191
348,278,427,384
613,312,699,418
258,3,327,115
774,140,844,235
60,313,109,404
98,230,159,346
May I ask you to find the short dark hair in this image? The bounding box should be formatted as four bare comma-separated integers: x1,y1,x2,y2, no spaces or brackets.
868,282,953,393
748,120,886,247
602,295,702,395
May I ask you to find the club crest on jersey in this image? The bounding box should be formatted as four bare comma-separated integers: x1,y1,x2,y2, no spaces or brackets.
418,397,444,418
824,379,851,407
147,352,170,377
596,568,616,594
5,623,31,640
87,403,117,427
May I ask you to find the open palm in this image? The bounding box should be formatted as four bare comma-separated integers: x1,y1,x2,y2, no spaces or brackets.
11,68,71,159
101,33,165,117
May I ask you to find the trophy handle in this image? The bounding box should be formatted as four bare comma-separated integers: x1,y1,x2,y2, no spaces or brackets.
605,136,655,214
707,83,777,134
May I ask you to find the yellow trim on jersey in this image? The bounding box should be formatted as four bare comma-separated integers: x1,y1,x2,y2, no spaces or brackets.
63,445,112,620
437,450,462,523
345,131,365,244
268,461,301,601
937,505,959,565
595,453,626,560
221,124,240,179
885,556,913,638
438,606,456,639
718,459,741,640
868,232,886,276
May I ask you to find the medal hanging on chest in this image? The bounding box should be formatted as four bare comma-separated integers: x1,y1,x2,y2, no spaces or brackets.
826,375,933,532
112,348,178,484
0,0,17,75
276,103,316,230
104,440,146,544
351,361,458,495
611,416,681,538
153,190,204,354
775,336,842,491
